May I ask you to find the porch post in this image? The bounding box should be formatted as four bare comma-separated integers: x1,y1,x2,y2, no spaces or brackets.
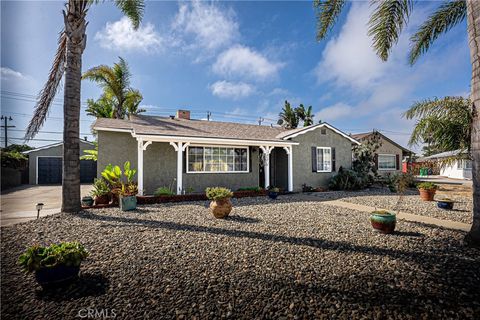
283,146,293,192
260,146,274,189
137,139,152,196
170,142,190,195
137,139,144,195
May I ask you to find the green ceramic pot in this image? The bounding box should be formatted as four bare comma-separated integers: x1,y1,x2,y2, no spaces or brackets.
120,195,137,211
81,196,94,207
370,211,396,234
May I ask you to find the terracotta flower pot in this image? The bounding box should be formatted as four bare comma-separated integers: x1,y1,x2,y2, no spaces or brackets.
419,188,436,201
94,194,110,205
209,198,232,218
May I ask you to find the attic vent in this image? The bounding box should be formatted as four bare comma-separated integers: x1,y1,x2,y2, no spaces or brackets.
321,128,327,135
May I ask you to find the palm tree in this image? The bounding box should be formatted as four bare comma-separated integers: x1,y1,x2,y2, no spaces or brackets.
83,57,145,119
315,0,480,246
85,94,115,118
403,96,472,153
25,0,144,213
297,104,315,126
277,100,300,129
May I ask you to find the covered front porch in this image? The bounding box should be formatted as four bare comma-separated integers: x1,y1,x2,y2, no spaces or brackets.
135,134,297,195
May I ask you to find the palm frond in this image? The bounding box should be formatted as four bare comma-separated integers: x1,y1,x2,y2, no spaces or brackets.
408,0,466,64
368,0,414,61
114,0,144,29
25,32,66,140
314,0,346,41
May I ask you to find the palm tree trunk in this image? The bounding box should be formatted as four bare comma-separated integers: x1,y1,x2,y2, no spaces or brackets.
62,0,87,213
465,0,480,246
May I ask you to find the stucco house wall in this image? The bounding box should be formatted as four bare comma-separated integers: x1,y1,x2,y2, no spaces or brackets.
440,161,472,180
98,131,260,194
289,127,353,191
375,136,402,175
28,140,93,184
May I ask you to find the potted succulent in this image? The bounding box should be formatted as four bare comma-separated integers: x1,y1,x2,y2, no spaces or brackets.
206,187,233,218
81,196,94,207
437,198,455,210
91,178,110,205
417,182,438,201
268,187,280,200
18,242,88,287
370,210,396,234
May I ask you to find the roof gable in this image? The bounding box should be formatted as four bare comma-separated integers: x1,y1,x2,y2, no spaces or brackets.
352,131,412,153
278,123,360,144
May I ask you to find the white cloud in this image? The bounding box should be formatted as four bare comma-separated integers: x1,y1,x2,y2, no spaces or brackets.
210,80,255,99
172,1,239,51
213,45,284,81
1,67,25,81
316,103,354,122
95,17,163,52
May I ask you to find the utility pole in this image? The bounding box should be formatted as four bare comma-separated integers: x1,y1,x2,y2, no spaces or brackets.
207,111,212,121
1,116,15,148
258,117,264,125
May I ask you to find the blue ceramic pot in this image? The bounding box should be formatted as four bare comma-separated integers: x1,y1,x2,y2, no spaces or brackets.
120,195,137,211
268,191,278,200
35,265,80,287
437,200,454,210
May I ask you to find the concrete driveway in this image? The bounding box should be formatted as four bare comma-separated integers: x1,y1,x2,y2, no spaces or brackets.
1,184,93,226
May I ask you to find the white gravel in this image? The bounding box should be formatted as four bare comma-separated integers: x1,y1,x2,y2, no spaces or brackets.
1,195,479,319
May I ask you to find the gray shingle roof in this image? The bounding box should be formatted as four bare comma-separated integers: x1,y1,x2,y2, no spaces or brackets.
93,115,288,142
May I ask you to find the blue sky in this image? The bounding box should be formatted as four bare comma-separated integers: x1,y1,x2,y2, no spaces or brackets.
0,1,472,152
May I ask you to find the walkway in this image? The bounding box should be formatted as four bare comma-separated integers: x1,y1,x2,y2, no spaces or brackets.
323,199,471,232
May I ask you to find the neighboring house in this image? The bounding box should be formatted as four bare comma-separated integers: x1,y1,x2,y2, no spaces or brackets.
419,150,472,180
23,140,97,185
93,110,360,195
351,131,412,175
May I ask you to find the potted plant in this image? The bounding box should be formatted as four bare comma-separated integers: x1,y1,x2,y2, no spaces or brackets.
268,187,280,199
18,242,88,287
119,161,138,211
206,187,233,218
101,163,122,205
370,210,396,234
91,178,110,205
81,196,94,207
417,182,438,201
436,198,455,210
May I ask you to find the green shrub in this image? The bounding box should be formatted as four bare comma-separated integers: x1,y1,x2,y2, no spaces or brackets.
237,187,263,192
205,187,233,200
91,178,110,197
18,242,88,273
329,167,365,190
417,182,438,190
154,186,175,196
269,187,280,193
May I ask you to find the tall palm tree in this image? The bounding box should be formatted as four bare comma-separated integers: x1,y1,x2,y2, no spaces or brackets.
83,57,144,119
297,104,315,126
277,100,300,129
85,94,115,118
315,0,480,246
403,96,472,153
25,0,144,213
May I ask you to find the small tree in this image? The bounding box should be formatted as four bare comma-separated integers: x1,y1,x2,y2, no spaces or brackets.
352,131,382,185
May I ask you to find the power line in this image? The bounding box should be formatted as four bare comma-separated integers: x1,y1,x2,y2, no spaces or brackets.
7,128,95,135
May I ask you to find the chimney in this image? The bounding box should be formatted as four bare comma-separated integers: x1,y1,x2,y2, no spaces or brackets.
176,109,190,120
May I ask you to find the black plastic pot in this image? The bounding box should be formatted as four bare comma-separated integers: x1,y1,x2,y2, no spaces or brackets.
268,191,278,200
35,265,80,287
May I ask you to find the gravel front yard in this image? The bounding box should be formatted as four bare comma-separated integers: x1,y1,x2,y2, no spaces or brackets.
2,196,479,319
330,188,473,224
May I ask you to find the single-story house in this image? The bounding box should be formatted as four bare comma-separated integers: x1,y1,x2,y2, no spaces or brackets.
419,150,472,180
351,131,412,175
23,140,97,184
93,110,360,195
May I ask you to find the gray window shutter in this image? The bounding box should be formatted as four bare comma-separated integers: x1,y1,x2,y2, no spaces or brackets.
311,147,317,172
332,147,336,172
249,147,253,173
396,154,400,170
374,154,378,169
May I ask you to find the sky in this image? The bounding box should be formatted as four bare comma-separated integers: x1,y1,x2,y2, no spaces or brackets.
0,0,472,153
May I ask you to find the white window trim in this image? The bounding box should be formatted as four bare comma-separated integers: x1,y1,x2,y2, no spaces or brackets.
458,159,472,170
316,147,332,173
378,154,397,171
186,145,250,174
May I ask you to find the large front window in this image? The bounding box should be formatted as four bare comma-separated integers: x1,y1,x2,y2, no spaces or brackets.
317,147,331,172
187,146,249,173
378,154,396,170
